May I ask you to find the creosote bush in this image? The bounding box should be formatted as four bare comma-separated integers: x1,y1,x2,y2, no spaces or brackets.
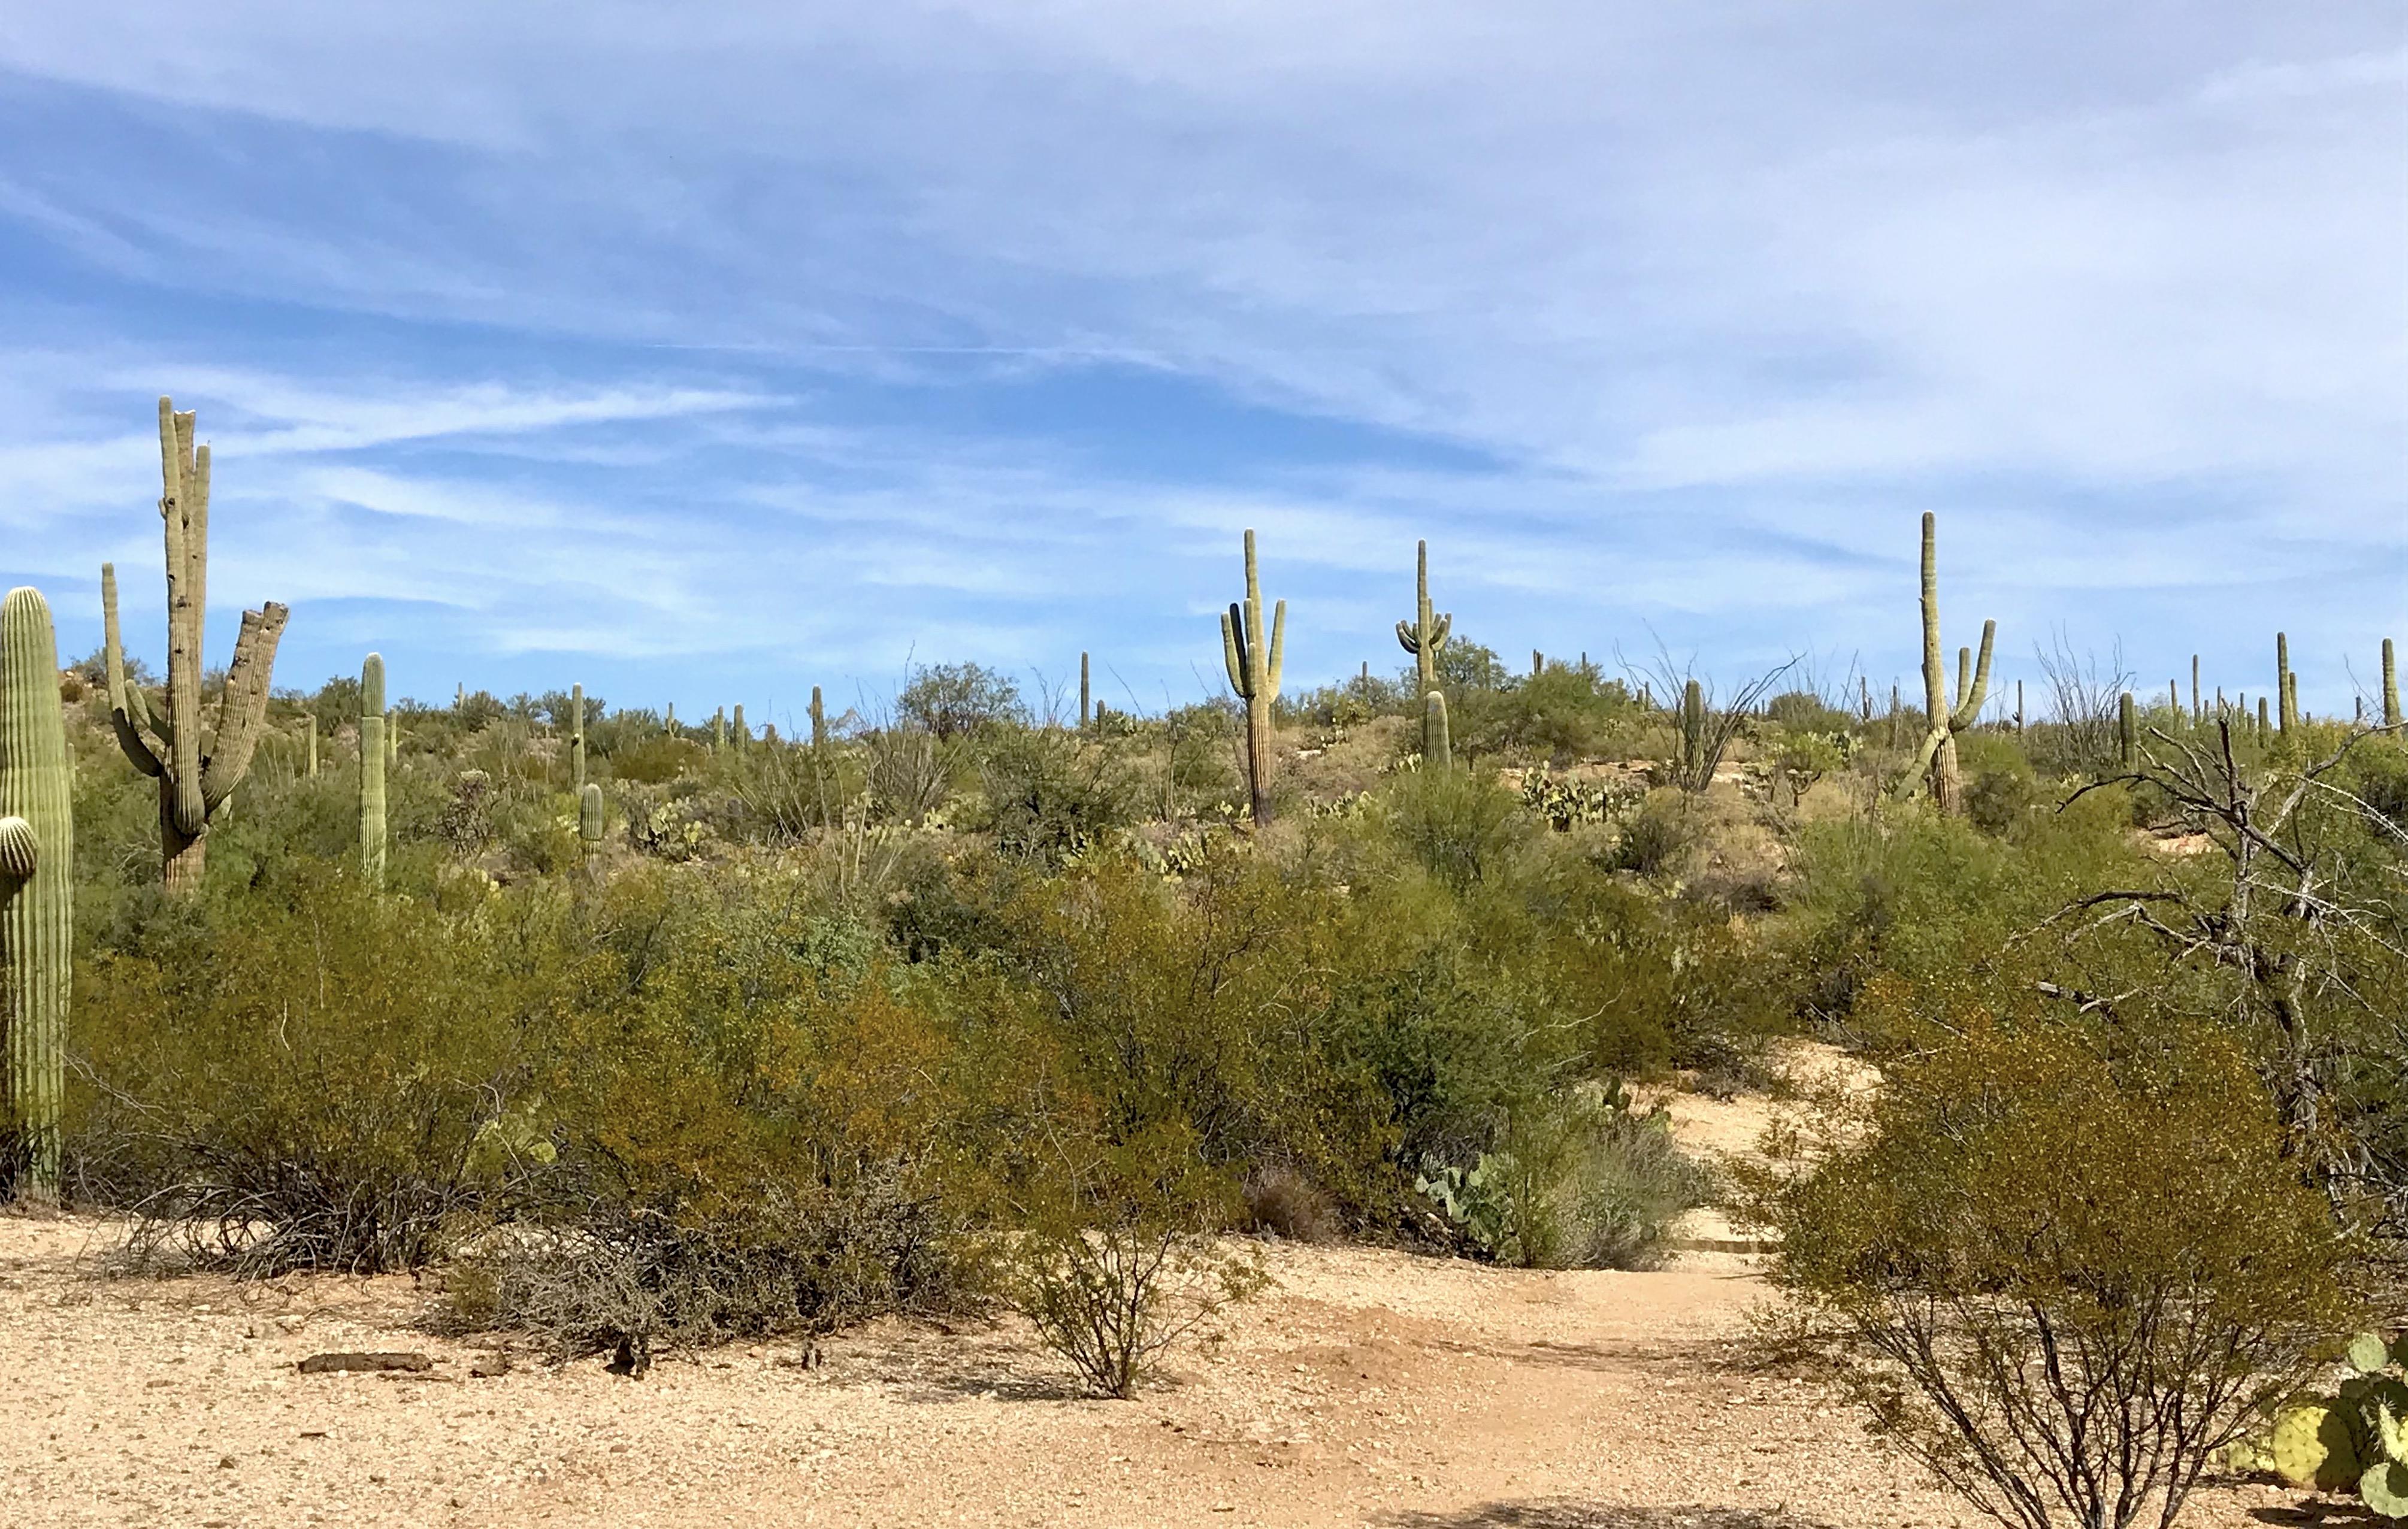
1746,1010,2358,1529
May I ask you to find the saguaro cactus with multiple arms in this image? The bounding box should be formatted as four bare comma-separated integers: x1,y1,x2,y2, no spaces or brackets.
1220,528,1286,826
1,589,71,1198
360,654,387,889
102,398,291,893
1395,540,1452,759
1898,513,1995,815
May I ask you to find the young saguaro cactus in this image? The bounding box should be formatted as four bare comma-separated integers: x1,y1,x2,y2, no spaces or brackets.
2277,632,2295,735
1395,539,1452,759
1680,678,1707,790
360,653,387,889
1,589,72,1198
1079,652,1092,731
101,397,291,893
579,783,605,853
1898,512,1995,815
1424,691,1452,771
2119,691,2137,770
1220,528,1287,826
731,703,748,749
810,686,826,750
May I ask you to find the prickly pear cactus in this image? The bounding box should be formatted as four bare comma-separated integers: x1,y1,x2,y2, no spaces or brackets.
2272,1402,2360,1489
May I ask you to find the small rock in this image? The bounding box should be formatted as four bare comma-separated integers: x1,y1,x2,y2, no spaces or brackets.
217,1457,237,1470
300,1352,434,1374
468,1354,512,1379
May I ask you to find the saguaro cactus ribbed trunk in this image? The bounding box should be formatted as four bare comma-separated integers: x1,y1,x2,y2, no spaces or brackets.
1220,528,1286,826
1394,540,1452,762
360,654,387,889
2276,632,2295,735
569,683,586,794
1899,512,1995,815
2119,691,2137,771
1,589,71,1199
2385,638,2401,728
102,398,291,893
810,686,826,750
1424,691,1451,771
579,783,604,854
1680,679,1708,792
1079,653,1091,731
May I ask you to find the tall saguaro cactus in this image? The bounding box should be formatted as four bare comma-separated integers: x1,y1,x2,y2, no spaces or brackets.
1079,652,1092,731
1899,512,1995,815
1,589,71,1198
102,398,291,893
1394,539,1452,760
1220,528,1286,826
569,683,587,794
2385,638,2400,729
810,686,827,750
2276,632,2296,735
360,654,387,889
2119,691,2137,770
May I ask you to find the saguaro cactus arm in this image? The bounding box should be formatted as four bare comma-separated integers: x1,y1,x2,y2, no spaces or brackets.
1950,621,1996,730
199,600,291,813
99,563,165,778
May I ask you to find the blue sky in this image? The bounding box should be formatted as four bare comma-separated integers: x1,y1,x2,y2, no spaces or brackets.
1,3,2401,728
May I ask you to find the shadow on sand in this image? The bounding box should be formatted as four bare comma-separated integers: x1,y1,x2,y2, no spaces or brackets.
1379,1502,1834,1528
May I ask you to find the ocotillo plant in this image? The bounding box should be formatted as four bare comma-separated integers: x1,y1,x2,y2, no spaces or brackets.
1,589,71,1198
579,783,604,854
101,397,291,893
1220,528,1286,826
1898,512,1995,814
360,654,387,890
810,686,826,749
2119,691,2137,771
1394,540,1452,759
2385,638,2401,728
1424,691,1451,771
1079,652,1091,731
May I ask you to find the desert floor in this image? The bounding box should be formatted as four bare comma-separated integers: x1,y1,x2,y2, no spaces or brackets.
0,1082,2331,1528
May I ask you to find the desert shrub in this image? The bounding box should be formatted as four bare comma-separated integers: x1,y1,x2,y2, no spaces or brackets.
1240,1163,1339,1242
1002,1125,1265,1398
68,863,537,1273
1374,765,1529,890
1418,1086,1710,1270
863,726,959,826
1457,665,1646,766
1764,689,1853,734
1748,1014,2358,1529
1608,786,1702,876
607,732,707,785
899,662,1025,738
971,726,1144,864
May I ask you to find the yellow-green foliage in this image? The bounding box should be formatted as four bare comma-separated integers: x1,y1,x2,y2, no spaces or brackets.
1753,1015,2356,1529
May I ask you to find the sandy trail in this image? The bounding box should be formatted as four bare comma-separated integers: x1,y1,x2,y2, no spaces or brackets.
0,1215,2297,1529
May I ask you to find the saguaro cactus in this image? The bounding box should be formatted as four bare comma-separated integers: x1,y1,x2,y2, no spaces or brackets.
1,589,71,1198
2191,655,2202,724
1394,540,1452,759
101,398,291,892
360,654,387,889
732,703,749,749
2119,691,2137,770
1079,652,1092,731
2385,638,2400,728
2277,632,2295,735
568,683,587,794
306,715,319,777
1899,513,1995,815
810,686,826,750
713,707,726,752
579,783,604,853
1220,528,1286,826
1424,691,1451,771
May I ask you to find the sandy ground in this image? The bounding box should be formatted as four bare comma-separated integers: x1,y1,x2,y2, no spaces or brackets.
0,1057,2315,1528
